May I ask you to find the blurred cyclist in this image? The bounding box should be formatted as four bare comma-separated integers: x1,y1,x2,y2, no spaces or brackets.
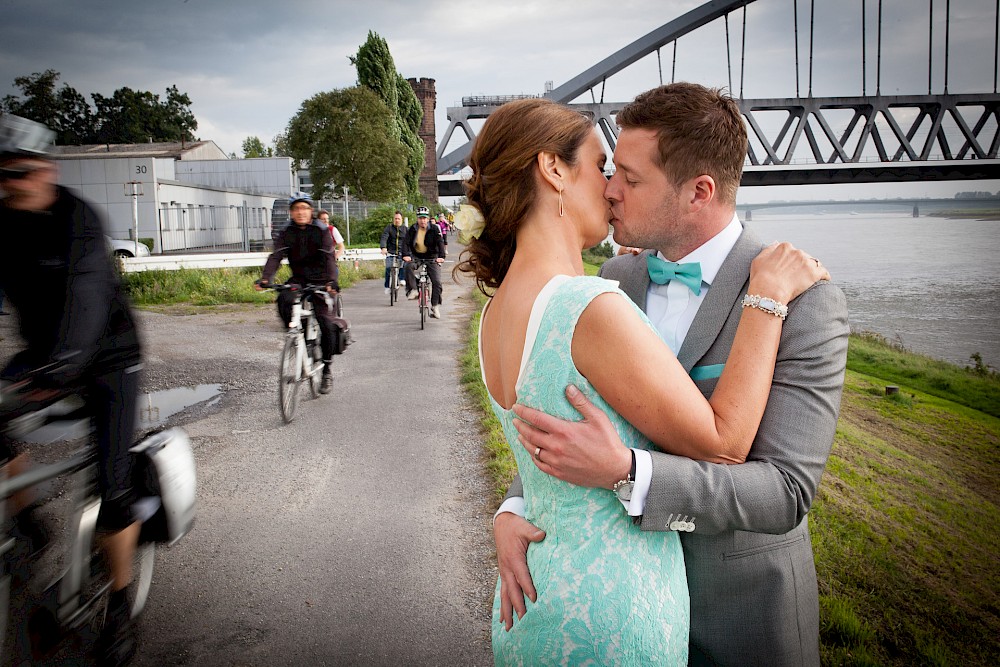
436,212,451,249
256,193,340,394
402,206,446,318
0,114,144,665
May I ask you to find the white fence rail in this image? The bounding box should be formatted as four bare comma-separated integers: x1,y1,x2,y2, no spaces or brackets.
119,248,384,273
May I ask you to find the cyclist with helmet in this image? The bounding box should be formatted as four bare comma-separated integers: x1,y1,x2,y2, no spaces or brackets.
256,193,340,394
0,115,145,665
402,206,446,318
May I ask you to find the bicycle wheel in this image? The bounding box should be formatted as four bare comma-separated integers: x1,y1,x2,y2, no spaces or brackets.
333,292,344,318
419,282,427,330
279,336,300,423
306,347,319,399
389,270,397,306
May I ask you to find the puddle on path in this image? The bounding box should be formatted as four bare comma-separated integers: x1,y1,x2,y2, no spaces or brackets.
21,384,222,444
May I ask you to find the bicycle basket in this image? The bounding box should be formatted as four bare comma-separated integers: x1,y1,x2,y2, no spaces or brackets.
131,428,197,545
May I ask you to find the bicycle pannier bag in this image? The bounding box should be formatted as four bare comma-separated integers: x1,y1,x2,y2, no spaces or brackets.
332,317,351,354
131,428,197,545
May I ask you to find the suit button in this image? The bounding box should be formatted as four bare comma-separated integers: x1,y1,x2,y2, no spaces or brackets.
684,522,695,532
669,521,681,531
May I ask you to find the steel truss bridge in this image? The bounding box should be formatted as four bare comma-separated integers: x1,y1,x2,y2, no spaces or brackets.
437,0,1000,197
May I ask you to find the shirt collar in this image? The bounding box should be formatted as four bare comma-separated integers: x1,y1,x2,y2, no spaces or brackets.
655,213,742,288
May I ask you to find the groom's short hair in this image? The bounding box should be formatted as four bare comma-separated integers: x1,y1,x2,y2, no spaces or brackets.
617,83,746,205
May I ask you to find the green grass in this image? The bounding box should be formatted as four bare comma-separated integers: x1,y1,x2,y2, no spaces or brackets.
120,261,385,307
459,289,517,501
847,330,1000,418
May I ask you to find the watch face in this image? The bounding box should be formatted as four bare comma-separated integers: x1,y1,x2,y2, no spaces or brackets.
616,482,634,502
759,297,776,311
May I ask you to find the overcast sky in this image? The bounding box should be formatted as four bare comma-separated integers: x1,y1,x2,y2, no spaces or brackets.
2,0,997,202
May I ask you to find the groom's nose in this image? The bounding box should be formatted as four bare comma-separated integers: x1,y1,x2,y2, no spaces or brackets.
604,172,623,202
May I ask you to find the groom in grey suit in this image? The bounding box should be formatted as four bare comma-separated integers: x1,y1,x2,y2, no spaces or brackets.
494,83,849,666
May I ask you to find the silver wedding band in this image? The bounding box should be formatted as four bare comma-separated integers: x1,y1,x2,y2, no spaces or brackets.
534,447,542,461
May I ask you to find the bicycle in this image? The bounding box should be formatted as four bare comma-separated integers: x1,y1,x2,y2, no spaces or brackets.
0,370,196,663
267,284,341,423
386,254,402,307
414,260,435,330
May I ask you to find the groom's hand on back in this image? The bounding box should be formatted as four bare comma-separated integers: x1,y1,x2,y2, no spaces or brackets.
494,513,545,631
512,385,631,489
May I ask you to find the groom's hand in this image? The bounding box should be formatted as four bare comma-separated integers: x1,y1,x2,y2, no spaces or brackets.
494,512,545,631
512,385,631,489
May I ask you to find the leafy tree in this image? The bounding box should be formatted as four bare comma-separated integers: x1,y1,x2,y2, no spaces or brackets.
92,86,197,143
241,136,273,158
285,86,407,202
55,85,95,145
160,85,197,142
2,71,197,145
2,69,93,144
351,32,424,197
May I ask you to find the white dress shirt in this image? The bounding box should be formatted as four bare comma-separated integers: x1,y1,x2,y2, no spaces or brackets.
496,215,744,521
624,214,743,516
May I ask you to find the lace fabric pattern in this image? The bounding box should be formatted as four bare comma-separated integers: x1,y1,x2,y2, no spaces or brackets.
487,276,689,666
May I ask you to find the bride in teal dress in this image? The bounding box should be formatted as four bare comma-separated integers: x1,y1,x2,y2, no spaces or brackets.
454,99,827,665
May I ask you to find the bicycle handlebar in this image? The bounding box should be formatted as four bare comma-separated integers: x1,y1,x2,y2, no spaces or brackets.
258,283,332,295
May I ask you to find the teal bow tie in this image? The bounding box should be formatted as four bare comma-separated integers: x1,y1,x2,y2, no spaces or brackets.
647,255,703,294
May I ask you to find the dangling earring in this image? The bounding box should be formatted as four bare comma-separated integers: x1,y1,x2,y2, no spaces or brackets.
558,188,565,217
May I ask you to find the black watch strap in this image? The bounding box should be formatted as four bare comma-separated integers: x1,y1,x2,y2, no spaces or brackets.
629,449,636,481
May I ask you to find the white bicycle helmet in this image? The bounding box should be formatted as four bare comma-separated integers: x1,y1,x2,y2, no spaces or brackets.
0,114,55,159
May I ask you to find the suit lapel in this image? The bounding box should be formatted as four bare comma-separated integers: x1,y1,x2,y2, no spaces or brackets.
677,228,764,372
601,250,653,312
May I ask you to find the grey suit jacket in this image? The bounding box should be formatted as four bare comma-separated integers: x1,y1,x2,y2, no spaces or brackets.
504,226,849,666
602,227,849,666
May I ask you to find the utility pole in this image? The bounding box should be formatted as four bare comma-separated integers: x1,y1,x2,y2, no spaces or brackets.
125,181,144,256
342,185,350,245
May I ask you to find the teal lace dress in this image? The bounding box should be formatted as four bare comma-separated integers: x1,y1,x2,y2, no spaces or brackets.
485,276,689,666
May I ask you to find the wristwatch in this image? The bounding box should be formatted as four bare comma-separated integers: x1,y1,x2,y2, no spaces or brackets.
613,450,637,502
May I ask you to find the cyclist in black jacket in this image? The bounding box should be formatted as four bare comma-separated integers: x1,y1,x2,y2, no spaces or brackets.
379,210,407,294
257,193,340,393
0,115,144,665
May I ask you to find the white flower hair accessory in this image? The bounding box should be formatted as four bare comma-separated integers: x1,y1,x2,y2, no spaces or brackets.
453,204,486,245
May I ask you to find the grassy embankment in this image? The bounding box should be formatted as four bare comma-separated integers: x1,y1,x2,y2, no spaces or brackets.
458,262,999,666
120,262,384,309
122,262,999,665
932,208,1000,220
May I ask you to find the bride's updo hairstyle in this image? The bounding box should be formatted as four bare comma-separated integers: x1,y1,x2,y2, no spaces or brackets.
457,98,592,294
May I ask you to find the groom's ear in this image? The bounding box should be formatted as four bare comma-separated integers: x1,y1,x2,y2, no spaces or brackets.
684,174,716,212
536,151,564,192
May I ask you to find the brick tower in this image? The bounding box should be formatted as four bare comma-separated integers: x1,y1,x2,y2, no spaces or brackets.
407,77,438,203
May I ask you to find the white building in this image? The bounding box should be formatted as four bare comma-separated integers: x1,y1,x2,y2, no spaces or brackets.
51,142,295,253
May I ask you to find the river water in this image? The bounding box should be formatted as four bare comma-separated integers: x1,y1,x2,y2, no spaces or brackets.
743,211,1000,369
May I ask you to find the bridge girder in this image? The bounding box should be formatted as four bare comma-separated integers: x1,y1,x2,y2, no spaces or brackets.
545,0,756,104
438,93,1000,195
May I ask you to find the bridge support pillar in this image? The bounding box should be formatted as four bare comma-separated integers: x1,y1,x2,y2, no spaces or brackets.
913,204,919,217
